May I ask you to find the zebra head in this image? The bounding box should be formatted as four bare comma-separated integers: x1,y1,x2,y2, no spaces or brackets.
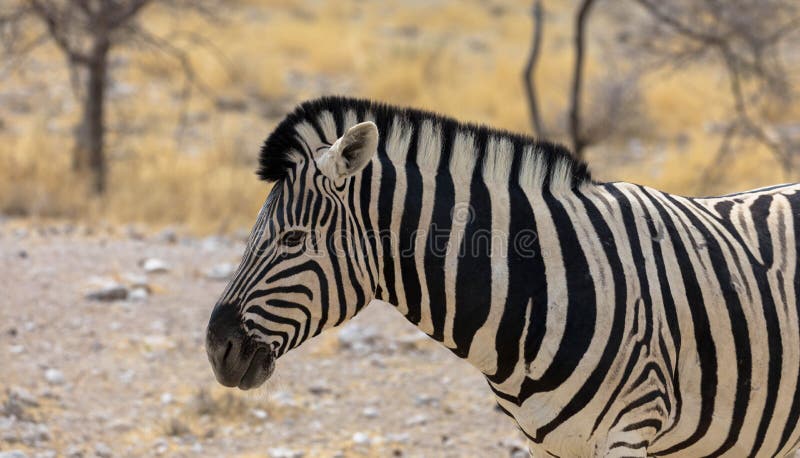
206,113,380,390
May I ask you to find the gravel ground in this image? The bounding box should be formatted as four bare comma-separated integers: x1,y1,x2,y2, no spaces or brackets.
0,225,526,458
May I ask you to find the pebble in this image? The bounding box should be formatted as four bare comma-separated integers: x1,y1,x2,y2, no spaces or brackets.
205,263,236,281
85,281,128,302
128,287,149,302
8,387,39,407
43,369,65,385
141,258,170,274
160,393,173,405
413,394,439,406
352,431,371,445
8,345,24,354
308,383,331,396
268,447,304,458
0,451,28,458
405,414,428,426
64,445,83,458
361,406,379,418
337,324,380,353
156,228,179,244
94,443,112,458
118,369,135,384
384,433,409,444
271,391,296,407
251,408,269,420
21,422,50,445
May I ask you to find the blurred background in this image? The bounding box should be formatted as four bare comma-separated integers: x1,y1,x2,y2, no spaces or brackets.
2,0,799,234
1,1,799,457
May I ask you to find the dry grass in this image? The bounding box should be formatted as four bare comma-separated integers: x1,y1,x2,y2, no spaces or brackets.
0,0,796,233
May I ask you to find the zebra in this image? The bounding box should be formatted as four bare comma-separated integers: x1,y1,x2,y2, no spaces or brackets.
205,96,800,457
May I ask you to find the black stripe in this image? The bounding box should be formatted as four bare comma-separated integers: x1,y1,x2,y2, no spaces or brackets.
452,132,492,358
399,123,424,323
516,190,595,408
488,139,546,385
375,110,398,304
423,121,456,342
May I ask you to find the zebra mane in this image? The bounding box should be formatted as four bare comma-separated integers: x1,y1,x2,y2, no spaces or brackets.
258,96,592,189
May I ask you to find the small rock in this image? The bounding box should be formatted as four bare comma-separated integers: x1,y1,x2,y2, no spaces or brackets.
405,414,428,426
128,287,149,302
413,394,439,406
251,409,269,420
8,387,39,407
160,393,173,405
94,443,112,458
44,369,65,385
8,345,24,354
85,281,128,302
64,445,83,458
337,324,380,353
21,423,50,445
271,391,296,407
385,433,409,444
0,451,28,458
352,432,371,445
118,370,135,384
156,228,179,244
141,258,170,274
205,263,236,281
267,447,303,458
125,225,145,240
308,383,331,396
361,406,379,418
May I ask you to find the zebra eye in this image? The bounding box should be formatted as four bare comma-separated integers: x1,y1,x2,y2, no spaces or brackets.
279,230,306,248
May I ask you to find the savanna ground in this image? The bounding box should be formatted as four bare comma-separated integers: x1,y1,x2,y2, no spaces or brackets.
1,0,799,456
0,225,528,457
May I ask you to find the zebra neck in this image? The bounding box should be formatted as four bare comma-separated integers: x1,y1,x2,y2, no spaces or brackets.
365,124,592,376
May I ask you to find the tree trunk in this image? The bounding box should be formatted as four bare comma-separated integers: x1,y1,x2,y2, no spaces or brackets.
74,38,110,194
568,0,596,160
523,0,546,138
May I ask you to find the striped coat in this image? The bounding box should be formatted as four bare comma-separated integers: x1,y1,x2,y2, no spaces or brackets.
206,97,800,457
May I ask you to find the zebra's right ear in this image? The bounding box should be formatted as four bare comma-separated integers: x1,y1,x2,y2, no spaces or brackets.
316,122,379,181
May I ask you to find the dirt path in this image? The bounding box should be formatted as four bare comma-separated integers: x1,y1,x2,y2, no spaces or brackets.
0,226,526,457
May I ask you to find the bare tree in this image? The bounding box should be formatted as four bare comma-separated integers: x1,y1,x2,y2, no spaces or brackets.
523,0,601,160
0,0,221,194
522,0,799,173
629,0,800,177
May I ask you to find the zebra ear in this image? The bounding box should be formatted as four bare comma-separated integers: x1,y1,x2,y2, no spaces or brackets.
316,121,378,180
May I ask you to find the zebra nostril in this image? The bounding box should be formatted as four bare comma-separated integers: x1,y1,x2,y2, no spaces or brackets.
206,302,246,365
221,340,233,363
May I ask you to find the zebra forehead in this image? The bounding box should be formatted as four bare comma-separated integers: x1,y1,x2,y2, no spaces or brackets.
257,96,592,188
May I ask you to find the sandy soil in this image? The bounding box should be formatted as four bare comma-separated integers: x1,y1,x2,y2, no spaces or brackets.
0,224,527,458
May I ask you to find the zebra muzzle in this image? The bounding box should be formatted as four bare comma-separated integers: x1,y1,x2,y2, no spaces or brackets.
206,303,275,390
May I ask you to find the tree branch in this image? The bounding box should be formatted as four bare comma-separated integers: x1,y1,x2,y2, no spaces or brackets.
523,0,545,137
28,0,91,64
